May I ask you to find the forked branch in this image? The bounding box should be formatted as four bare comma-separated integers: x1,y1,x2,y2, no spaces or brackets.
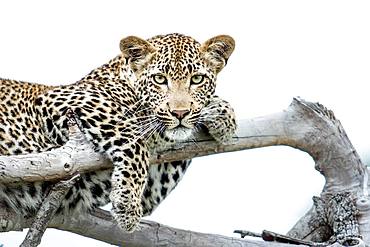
0,98,369,246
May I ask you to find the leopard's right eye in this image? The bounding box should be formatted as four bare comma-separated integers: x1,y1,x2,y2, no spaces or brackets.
153,74,168,85
190,74,206,85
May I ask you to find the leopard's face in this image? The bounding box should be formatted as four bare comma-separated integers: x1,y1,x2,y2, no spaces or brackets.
120,33,235,141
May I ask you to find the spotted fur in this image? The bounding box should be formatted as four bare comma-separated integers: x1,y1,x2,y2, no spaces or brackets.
0,33,236,232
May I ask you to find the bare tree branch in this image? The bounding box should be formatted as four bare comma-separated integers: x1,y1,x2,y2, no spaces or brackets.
54,209,288,247
1,98,369,246
20,174,80,247
0,121,110,183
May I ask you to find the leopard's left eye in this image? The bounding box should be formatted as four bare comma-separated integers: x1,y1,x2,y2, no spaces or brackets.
190,75,206,85
153,74,168,85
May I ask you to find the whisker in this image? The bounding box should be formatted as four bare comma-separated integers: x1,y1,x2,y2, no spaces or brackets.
119,114,157,124
118,98,153,123
122,122,159,146
139,122,162,141
120,98,146,116
188,128,200,148
144,124,161,141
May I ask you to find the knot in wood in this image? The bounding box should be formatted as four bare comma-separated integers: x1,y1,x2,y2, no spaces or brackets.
356,197,370,212
63,163,72,172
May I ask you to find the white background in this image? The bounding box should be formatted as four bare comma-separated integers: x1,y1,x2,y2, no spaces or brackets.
1,0,370,246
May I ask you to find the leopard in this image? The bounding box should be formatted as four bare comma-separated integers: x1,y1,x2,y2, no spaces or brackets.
0,33,236,232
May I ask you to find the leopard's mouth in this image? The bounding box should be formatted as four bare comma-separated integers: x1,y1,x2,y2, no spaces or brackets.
157,114,194,130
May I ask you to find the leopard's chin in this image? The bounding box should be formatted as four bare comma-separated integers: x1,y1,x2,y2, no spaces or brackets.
164,126,193,142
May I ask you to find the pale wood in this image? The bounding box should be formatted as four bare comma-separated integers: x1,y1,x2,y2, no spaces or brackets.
0,98,369,246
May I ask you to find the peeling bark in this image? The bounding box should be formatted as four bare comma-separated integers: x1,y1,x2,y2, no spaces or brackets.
0,98,369,246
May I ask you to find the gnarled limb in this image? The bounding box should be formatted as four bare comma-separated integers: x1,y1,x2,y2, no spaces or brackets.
20,174,80,247
0,98,369,246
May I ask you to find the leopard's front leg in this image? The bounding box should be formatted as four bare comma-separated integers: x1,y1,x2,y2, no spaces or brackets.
49,94,149,232
200,96,237,143
108,140,149,232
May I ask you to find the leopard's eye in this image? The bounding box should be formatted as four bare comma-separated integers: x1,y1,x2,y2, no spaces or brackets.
190,75,205,85
153,74,168,85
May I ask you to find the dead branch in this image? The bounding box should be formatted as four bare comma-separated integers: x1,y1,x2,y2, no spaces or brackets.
0,98,369,246
20,174,80,247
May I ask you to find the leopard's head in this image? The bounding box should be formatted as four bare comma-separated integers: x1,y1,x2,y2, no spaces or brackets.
120,33,235,141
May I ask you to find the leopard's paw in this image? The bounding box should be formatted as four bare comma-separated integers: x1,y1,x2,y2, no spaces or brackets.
110,189,143,232
200,97,237,143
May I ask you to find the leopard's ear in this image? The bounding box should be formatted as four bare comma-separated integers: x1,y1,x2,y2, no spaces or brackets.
201,35,235,73
120,36,156,72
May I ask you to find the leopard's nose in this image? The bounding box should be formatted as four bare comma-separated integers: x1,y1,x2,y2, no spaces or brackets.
170,109,190,120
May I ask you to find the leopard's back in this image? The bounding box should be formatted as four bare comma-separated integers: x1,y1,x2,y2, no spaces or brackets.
0,79,113,215
0,79,55,155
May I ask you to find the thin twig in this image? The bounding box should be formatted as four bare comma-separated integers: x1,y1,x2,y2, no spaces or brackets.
20,174,80,247
234,229,262,238
262,230,328,246
234,229,328,246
